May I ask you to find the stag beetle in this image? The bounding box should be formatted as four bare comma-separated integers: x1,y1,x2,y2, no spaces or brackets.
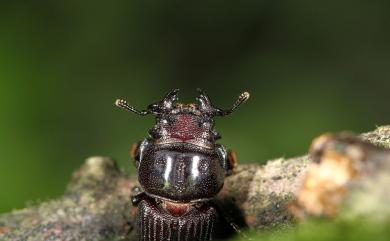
115,89,249,241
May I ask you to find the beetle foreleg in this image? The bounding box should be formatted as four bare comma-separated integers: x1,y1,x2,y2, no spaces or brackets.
216,145,238,176
130,141,141,167
227,150,238,175
131,186,147,206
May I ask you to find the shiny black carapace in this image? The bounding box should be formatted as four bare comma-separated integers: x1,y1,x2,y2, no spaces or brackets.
115,89,249,241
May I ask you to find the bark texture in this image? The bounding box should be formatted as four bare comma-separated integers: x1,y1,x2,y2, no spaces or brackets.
1,126,390,241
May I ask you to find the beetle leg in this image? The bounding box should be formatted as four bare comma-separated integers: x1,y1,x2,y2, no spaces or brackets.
211,199,251,240
216,145,238,176
227,149,238,174
131,186,146,206
225,220,252,240
130,141,141,167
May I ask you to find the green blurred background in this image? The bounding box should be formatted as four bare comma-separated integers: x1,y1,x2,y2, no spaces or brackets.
0,0,389,214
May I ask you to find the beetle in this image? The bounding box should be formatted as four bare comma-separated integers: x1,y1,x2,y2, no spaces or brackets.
115,89,249,241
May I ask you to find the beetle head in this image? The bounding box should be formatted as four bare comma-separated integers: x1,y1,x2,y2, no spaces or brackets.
116,89,249,145
115,88,249,118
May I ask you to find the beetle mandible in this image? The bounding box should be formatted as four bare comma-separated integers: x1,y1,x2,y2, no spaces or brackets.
115,89,250,241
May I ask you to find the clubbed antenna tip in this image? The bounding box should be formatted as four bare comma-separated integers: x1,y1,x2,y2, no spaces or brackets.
218,91,250,116
115,99,125,108
240,91,250,102
196,89,250,117
115,99,150,116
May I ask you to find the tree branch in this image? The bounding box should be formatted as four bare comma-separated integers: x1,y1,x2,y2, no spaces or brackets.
1,126,390,240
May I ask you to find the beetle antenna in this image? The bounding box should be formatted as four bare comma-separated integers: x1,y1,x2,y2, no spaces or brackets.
215,91,250,116
197,89,250,117
115,89,180,116
115,99,150,116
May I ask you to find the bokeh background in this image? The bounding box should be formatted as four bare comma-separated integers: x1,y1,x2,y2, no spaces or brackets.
0,0,389,217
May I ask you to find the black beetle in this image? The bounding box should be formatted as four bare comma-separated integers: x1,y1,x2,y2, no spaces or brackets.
115,89,249,241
